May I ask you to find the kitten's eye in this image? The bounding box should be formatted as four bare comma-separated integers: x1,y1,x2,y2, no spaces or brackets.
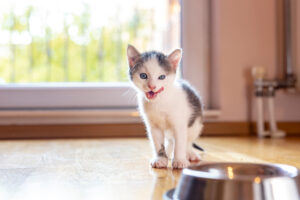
140,73,148,79
158,75,166,80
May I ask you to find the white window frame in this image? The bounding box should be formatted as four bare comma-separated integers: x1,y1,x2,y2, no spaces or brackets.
0,0,220,125
181,0,211,108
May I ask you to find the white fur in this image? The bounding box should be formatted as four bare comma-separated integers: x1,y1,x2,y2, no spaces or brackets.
127,45,203,169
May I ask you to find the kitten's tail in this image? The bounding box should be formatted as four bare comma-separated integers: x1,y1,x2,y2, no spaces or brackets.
192,143,205,152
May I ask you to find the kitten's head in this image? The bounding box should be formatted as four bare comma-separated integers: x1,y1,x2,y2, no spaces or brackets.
127,44,182,101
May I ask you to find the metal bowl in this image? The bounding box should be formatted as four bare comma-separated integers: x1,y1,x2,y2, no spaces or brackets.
164,162,300,200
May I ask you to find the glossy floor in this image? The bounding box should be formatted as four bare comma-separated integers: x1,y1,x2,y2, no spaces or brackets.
0,137,299,200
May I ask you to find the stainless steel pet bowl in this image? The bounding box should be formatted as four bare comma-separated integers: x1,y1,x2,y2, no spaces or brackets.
164,162,300,200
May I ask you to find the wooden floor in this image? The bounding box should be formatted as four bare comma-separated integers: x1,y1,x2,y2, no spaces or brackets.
0,137,299,200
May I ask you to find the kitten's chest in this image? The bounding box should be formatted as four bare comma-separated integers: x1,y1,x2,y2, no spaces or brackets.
144,103,172,130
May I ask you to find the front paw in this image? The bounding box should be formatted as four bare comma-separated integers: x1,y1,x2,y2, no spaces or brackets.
151,157,168,168
172,159,190,169
188,151,201,162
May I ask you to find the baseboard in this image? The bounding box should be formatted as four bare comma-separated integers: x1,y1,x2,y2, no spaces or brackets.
0,122,299,139
205,122,300,136
0,123,146,139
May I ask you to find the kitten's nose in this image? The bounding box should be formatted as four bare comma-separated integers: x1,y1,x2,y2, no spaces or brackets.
148,85,156,90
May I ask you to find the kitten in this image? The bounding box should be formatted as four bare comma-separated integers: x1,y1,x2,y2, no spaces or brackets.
127,45,203,169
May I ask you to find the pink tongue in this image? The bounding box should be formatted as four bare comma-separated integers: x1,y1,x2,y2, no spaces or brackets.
146,87,164,99
146,91,156,99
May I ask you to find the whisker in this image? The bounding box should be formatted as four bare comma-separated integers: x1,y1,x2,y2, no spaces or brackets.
122,87,138,104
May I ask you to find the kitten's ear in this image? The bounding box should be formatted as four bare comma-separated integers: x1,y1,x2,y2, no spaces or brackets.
167,48,182,70
127,44,141,68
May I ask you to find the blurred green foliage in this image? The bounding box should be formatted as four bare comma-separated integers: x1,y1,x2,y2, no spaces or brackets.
0,6,153,83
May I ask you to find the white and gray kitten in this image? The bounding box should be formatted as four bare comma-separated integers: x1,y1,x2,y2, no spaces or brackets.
127,45,203,169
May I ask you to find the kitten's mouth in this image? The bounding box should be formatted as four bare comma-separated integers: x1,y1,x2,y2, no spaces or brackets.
146,87,164,100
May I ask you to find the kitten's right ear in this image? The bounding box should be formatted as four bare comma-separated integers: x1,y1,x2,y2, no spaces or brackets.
127,44,140,68
168,48,182,70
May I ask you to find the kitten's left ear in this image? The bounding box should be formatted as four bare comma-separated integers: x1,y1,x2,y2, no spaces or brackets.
168,48,182,70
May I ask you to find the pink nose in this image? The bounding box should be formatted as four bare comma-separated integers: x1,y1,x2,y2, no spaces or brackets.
148,85,156,90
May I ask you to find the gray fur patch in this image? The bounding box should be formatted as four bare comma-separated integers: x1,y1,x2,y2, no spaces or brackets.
157,144,167,158
129,51,173,79
181,80,203,127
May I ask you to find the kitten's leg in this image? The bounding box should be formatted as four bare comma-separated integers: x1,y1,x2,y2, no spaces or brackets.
149,127,168,168
165,137,174,159
187,144,201,162
187,119,203,162
172,124,190,169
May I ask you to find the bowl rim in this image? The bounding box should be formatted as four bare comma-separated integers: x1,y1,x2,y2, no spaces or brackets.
183,162,300,181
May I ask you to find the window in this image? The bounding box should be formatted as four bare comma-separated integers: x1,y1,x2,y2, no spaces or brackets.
0,0,215,124
0,0,181,83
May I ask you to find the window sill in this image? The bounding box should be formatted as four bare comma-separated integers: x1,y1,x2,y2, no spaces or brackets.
0,109,221,125
0,82,136,109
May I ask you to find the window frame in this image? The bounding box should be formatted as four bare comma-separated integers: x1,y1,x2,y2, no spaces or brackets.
0,0,219,125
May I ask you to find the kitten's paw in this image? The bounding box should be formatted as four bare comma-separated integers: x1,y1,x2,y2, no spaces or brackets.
151,157,168,168
172,159,190,169
188,151,201,162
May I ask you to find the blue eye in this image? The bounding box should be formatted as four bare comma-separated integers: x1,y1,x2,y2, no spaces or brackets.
140,73,148,79
158,75,166,80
